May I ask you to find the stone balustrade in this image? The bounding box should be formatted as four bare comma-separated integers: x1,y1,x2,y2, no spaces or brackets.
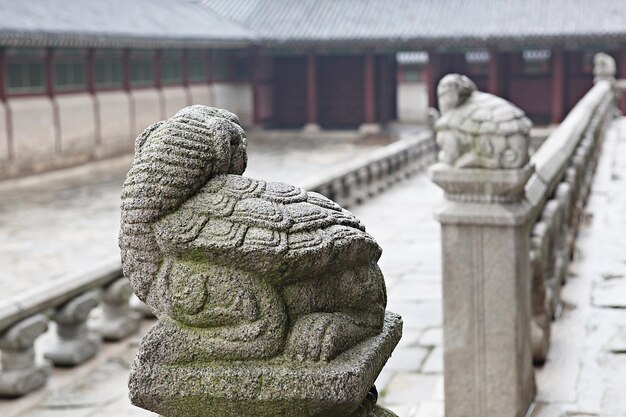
0,260,140,397
303,130,436,208
526,78,614,364
430,55,617,417
0,128,436,400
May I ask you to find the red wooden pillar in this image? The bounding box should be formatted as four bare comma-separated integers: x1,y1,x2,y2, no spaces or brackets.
425,50,438,108
155,50,165,119
182,50,190,87
45,48,54,98
0,48,5,102
363,53,376,124
619,46,626,114
0,47,13,161
206,50,213,84
251,49,261,125
122,49,131,91
551,48,565,124
182,49,192,106
45,48,61,152
122,49,135,139
154,49,162,89
306,53,318,127
86,49,96,94
488,49,500,95
87,49,101,145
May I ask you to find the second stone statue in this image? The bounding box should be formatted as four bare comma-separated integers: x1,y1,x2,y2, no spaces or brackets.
119,105,402,417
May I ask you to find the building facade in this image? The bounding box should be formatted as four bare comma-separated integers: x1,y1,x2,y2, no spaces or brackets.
1,0,626,178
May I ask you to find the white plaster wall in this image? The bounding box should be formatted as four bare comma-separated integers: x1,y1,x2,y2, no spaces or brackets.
97,90,132,151
162,86,189,119
8,96,56,162
131,89,162,137
397,82,429,123
56,93,96,154
189,85,213,107
0,101,8,162
212,83,253,126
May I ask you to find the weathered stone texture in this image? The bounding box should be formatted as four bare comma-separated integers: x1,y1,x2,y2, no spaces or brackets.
430,75,535,417
120,105,401,417
435,73,532,170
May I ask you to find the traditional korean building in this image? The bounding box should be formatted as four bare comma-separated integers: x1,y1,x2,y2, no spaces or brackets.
0,0,625,177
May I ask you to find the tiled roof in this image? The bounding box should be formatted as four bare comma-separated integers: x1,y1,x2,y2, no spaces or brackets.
201,0,626,48
0,0,253,48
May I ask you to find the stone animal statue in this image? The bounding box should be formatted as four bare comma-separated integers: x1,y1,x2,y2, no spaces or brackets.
119,105,387,366
435,73,533,169
593,52,616,83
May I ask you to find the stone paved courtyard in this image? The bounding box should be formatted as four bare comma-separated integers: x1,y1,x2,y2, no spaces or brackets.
1,119,626,417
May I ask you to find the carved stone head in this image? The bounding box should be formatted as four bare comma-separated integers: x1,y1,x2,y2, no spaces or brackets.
593,52,616,83
437,74,477,115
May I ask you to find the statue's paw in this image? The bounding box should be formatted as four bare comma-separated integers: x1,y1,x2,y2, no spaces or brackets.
285,313,339,362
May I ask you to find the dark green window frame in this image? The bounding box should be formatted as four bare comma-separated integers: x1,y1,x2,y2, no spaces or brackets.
160,50,182,85
5,48,46,94
130,50,154,87
212,50,250,82
54,49,87,91
188,50,207,83
95,50,123,89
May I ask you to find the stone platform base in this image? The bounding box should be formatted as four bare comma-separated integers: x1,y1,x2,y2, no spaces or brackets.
130,311,402,417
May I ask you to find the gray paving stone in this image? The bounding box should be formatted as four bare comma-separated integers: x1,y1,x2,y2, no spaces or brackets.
421,346,443,374
592,279,626,308
385,347,430,372
418,327,443,347
382,373,443,404
414,401,444,417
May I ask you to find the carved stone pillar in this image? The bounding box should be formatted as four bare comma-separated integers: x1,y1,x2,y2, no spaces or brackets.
0,315,51,397
44,292,101,366
430,74,536,417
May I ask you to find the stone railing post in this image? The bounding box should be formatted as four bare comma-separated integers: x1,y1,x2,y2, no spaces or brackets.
44,292,101,366
0,315,51,397
94,278,142,340
430,74,536,417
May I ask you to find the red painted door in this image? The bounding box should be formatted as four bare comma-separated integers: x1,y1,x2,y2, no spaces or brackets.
272,56,307,128
318,56,365,129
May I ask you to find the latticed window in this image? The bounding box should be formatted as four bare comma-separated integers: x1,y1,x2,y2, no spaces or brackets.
54,49,86,91
130,50,154,87
160,50,182,85
396,52,428,82
522,49,551,75
188,50,207,82
5,48,46,94
465,50,490,76
95,50,123,88
212,49,250,82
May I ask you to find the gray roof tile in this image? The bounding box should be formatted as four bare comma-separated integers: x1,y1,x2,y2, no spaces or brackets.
0,0,254,48
201,0,626,48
